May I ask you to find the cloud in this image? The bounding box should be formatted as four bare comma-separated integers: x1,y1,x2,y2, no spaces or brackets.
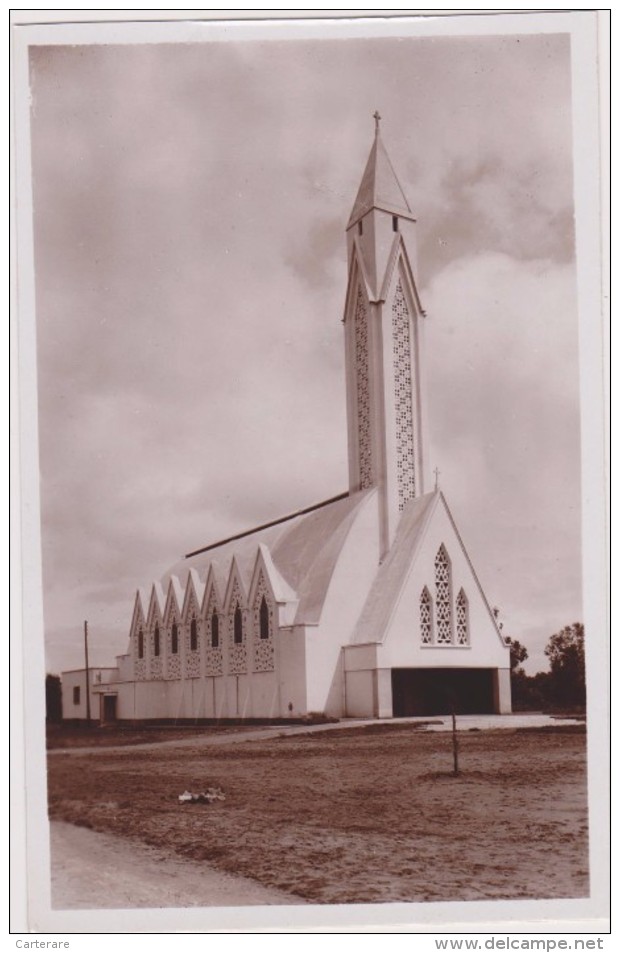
27,35,581,676
424,251,581,671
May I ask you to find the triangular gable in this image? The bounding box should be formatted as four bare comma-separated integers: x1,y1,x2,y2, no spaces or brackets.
223,555,248,612
129,588,148,636
146,582,166,628
163,575,184,624
182,568,204,621
201,564,223,617
379,233,425,315
248,543,298,606
353,490,505,647
439,493,505,643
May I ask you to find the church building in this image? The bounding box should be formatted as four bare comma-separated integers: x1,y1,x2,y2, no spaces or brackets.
61,118,512,723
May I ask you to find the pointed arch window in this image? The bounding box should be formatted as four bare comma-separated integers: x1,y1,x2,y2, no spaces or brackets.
171,622,179,654
154,624,160,657
435,545,452,644
420,587,433,644
210,611,219,648
190,618,198,652
233,605,243,645
138,629,144,659
259,595,270,640
456,589,469,645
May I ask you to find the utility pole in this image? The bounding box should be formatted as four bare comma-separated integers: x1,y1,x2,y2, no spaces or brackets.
84,620,91,726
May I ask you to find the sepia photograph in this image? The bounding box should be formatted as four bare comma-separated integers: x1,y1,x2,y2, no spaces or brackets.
12,10,608,934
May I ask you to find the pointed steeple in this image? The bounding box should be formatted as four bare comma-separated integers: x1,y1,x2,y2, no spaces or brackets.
347,113,414,230
343,117,429,556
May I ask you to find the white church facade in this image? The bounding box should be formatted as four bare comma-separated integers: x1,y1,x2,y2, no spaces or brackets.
61,119,512,723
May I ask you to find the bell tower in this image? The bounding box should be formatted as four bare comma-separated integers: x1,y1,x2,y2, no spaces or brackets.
343,114,430,556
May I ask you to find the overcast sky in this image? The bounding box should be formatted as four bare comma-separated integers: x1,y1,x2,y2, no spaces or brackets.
28,29,581,676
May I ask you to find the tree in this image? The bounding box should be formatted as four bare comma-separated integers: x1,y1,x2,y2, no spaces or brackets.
544,622,586,708
504,636,528,673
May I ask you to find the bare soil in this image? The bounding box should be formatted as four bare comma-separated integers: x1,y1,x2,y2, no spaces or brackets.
47,723,589,906
50,820,305,908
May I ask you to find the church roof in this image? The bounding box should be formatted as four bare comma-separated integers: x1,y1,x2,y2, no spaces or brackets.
351,490,506,646
351,490,439,644
162,489,375,625
347,127,414,229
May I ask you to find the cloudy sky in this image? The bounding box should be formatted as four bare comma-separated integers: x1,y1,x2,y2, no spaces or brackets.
28,26,582,676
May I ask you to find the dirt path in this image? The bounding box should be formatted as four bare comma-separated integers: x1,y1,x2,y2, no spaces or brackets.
48,714,581,757
50,820,305,909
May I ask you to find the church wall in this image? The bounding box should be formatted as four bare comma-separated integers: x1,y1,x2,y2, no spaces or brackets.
304,491,381,716
132,680,168,720
344,669,374,717
249,671,281,719
377,500,511,673
278,625,307,718
493,668,512,715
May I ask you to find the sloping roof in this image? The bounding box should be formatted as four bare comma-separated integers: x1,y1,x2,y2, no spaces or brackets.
352,490,439,644
352,490,506,647
162,489,376,625
347,131,414,229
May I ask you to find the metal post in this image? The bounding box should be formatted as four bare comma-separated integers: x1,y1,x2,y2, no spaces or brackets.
451,709,459,776
84,620,91,726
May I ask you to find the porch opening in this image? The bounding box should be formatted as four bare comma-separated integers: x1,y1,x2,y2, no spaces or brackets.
391,667,495,716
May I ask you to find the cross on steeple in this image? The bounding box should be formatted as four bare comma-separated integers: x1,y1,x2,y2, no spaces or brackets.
434,467,441,490
373,110,381,135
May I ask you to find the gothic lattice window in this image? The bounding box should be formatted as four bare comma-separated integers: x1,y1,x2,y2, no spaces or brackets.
253,574,275,673
149,620,163,680
259,596,269,640
205,594,223,677
234,606,243,644
435,545,452,644
166,613,181,679
392,280,416,509
355,287,373,488
420,587,433,644
456,589,469,645
228,582,247,674
138,629,144,659
184,613,201,678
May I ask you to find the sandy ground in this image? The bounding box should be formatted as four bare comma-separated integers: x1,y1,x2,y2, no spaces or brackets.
47,717,589,906
51,820,305,909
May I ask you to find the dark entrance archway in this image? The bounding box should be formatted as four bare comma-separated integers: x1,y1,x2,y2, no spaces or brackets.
391,668,495,716
102,694,117,724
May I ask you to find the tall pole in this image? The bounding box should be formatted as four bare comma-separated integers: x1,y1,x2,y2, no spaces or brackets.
451,709,459,777
84,620,91,726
